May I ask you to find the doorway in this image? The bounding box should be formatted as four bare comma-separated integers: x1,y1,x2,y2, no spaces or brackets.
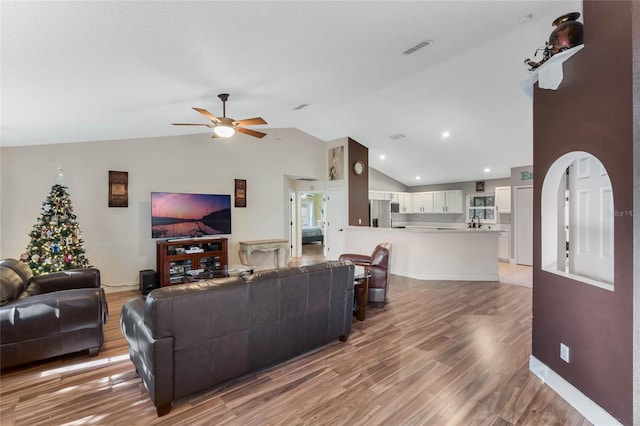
515,186,533,266
299,191,326,261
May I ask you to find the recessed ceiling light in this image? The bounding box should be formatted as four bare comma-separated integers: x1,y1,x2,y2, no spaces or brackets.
484,168,491,173
416,176,421,180
380,154,386,160
442,131,450,138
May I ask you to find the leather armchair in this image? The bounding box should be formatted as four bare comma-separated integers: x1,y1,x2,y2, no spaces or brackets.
339,242,392,306
0,258,108,369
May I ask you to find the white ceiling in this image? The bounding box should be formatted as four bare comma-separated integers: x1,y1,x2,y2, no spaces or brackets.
1,0,580,186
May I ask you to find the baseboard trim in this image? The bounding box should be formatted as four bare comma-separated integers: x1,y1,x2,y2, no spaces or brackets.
529,356,621,426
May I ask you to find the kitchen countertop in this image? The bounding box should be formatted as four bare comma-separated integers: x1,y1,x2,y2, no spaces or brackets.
371,225,499,233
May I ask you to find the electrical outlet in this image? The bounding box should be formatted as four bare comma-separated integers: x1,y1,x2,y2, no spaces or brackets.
560,343,570,363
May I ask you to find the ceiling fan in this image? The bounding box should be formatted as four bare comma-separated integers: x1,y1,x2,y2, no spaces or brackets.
172,93,267,139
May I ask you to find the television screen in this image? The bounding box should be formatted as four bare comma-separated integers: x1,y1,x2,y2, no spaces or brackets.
151,192,231,239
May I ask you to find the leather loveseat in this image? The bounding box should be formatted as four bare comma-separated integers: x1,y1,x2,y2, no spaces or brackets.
0,258,108,369
120,260,354,416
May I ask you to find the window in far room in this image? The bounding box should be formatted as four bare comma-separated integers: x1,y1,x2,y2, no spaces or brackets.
301,200,313,227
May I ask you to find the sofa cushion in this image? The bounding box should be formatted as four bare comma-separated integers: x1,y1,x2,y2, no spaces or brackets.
0,262,28,306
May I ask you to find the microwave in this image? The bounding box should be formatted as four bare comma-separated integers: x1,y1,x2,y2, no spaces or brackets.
390,202,400,213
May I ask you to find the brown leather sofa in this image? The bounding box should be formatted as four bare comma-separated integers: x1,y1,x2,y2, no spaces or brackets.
120,260,354,416
340,242,392,306
0,258,108,369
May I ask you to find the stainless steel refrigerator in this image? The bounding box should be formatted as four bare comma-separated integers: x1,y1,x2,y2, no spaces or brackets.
370,199,391,228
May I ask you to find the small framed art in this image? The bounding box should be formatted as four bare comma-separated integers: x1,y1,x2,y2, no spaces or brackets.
235,179,246,208
109,171,128,207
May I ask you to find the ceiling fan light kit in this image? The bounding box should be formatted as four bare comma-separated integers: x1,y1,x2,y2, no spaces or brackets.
173,93,267,139
213,125,235,138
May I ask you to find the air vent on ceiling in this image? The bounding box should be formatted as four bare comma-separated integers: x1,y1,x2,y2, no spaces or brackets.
293,103,309,110
388,133,406,141
403,40,433,55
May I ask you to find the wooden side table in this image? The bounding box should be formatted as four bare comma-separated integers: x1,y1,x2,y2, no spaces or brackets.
353,270,371,321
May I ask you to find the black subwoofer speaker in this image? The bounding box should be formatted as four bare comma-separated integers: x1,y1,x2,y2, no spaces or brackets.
139,269,157,295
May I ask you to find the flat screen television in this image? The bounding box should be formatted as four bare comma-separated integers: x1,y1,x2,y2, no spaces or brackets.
151,192,231,239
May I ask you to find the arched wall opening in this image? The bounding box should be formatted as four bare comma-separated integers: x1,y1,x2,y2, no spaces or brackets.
541,151,614,291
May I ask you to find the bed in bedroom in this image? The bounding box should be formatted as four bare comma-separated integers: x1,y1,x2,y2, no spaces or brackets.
302,226,324,244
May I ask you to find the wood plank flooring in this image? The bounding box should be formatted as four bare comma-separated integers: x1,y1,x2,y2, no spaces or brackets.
0,275,590,425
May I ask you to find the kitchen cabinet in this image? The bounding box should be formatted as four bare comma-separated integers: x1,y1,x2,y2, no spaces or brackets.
498,230,511,261
369,191,391,200
412,192,433,213
433,190,464,213
398,192,413,213
495,186,512,213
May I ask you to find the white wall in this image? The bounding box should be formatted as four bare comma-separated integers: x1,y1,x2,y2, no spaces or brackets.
1,129,327,289
369,167,407,192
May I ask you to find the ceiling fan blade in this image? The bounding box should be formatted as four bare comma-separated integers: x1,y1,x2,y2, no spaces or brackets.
237,127,267,139
234,117,267,126
172,123,214,128
192,107,220,123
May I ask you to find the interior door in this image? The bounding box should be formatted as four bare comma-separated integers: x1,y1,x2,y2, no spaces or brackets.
325,188,346,260
289,190,299,258
516,187,533,266
567,156,614,283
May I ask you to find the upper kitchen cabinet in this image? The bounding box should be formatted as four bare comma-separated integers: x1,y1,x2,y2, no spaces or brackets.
398,192,413,213
369,191,391,200
412,192,433,213
495,186,511,213
433,190,464,214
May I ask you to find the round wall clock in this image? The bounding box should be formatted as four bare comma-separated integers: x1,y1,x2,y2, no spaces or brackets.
353,160,365,176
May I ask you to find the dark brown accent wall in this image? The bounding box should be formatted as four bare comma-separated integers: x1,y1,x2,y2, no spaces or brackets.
348,137,369,226
532,2,634,424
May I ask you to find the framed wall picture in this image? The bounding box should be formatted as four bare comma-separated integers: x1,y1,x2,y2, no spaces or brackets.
475,181,485,192
108,171,128,207
235,179,247,208
328,146,344,181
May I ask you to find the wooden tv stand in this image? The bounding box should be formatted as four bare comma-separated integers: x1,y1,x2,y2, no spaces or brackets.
156,237,228,287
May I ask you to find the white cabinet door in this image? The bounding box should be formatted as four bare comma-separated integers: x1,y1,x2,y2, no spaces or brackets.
445,190,464,213
389,192,400,203
495,186,512,213
498,231,511,261
433,191,446,213
411,192,433,213
399,192,413,213
433,190,463,213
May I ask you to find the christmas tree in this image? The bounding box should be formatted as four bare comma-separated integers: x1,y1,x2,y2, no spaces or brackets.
21,184,92,275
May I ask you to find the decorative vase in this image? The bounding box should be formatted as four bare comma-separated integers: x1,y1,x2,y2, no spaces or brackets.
524,12,584,71
548,12,584,55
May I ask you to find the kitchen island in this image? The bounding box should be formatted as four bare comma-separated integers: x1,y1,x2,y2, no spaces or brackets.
344,226,499,281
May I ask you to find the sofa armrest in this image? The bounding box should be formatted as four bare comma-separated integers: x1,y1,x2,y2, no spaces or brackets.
1,287,107,345
121,297,174,416
338,254,372,265
26,268,100,296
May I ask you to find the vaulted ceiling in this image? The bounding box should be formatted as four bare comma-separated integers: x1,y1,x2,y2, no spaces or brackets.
1,1,581,186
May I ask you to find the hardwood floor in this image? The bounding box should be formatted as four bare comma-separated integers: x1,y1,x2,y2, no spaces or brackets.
0,275,590,425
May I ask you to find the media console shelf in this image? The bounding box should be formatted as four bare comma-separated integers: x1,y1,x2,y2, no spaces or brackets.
156,237,228,287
